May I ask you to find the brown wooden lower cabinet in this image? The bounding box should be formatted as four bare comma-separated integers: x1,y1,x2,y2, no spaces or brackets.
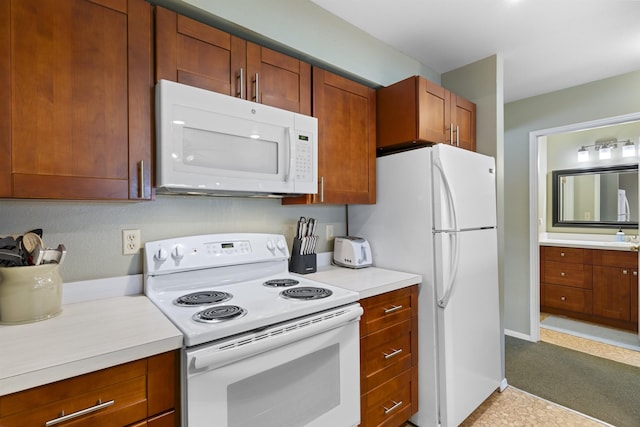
359,285,419,427
540,245,639,331
0,351,178,427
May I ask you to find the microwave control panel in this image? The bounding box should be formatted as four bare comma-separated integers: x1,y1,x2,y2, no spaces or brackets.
295,132,314,182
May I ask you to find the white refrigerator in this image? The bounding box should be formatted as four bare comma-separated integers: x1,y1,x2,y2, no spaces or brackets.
348,144,505,427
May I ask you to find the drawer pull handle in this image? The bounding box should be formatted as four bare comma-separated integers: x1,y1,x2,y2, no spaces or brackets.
383,400,403,414
634,271,638,276
383,305,403,314
560,252,565,256
46,399,114,426
561,296,566,301
383,348,403,359
560,272,566,277
623,270,628,275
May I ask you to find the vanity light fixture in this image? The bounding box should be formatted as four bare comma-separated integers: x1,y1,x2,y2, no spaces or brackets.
576,138,635,161
622,140,636,158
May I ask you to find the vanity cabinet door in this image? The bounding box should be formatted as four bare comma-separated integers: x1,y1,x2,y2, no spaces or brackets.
593,265,632,321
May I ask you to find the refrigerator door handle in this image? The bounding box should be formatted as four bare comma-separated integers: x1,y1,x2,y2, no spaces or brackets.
434,159,460,308
436,230,460,308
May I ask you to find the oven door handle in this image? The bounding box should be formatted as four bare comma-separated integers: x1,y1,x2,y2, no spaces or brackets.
190,304,363,372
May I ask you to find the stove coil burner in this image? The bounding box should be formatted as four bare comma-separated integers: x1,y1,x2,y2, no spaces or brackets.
193,305,247,323
280,286,333,300
174,291,232,306
263,278,300,288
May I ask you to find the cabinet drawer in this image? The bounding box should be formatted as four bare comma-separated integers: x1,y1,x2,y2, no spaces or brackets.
543,261,592,288
0,367,147,427
361,369,414,427
361,320,413,390
593,249,639,268
543,246,590,264
542,283,593,314
361,287,416,335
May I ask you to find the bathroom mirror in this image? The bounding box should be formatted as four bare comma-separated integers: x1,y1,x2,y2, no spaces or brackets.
552,164,639,228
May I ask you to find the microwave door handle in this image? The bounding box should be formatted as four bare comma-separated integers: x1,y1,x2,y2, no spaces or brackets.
286,127,295,182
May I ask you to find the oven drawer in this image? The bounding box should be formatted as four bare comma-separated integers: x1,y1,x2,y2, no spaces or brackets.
360,286,414,336
361,319,413,391
361,368,414,427
0,360,148,427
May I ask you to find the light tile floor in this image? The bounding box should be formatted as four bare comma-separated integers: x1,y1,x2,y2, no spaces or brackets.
404,316,640,426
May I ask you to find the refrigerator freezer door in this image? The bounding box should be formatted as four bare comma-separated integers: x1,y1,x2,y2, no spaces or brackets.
434,227,502,426
432,144,497,231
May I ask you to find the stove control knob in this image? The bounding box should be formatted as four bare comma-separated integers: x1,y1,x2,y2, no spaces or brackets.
171,244,185,260
266,239,275,251
276,239,286,251
154,247,168,262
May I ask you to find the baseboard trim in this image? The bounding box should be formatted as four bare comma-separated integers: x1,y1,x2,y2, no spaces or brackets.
505,328,534,342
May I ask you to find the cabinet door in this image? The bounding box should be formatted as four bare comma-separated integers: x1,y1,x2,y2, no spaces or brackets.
593,265,632,320
155,6,245,97
417,78,450,144
246,42,311,114
283,68,376,205
632,269,638,325
4,0,152,200
451,94,476,151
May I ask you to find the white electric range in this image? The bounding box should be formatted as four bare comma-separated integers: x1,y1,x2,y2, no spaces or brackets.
144,233,363,427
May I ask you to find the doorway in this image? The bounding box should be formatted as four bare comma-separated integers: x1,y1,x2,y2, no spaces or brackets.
528,112,640,348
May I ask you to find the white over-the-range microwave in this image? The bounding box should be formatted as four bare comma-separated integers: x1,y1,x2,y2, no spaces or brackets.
155,79,318,197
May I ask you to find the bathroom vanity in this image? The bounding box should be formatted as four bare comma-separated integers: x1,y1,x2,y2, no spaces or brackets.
540,243,639,332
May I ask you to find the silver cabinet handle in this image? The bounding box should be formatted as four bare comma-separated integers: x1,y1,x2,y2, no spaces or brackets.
561,296,566,301
383,305,403,314
138,160,144,199
252,73,259,102
456,125,459,146
560,272,565,277
237,68,244,98
383,348,403,359
623,269,628,275
449,124,453,145
46,399,114,426
634,271,638,276
320,176,324,203
560,252,565,256
383,400,403,415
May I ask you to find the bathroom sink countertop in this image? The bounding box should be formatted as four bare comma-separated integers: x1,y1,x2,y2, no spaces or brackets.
304,265,422,299
539,233,639,251
0,293,183,396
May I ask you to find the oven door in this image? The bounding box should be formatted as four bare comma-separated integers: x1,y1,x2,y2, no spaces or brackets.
184,304,363,427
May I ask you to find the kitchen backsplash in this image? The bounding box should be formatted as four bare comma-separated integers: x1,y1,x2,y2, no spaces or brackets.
0,197,346,283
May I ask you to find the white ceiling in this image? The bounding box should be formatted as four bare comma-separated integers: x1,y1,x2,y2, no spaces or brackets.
311,0,640,103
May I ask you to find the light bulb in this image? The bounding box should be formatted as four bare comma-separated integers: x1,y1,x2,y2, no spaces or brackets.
598,146,611,160
577,147,589,162
622,141,635,158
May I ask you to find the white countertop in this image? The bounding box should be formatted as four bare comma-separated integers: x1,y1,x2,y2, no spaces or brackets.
1,260,419,397
304,265,422,299
539,232,639,251
0,295,183,396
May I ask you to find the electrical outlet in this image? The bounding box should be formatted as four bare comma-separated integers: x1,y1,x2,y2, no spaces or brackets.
326,224,334,241
122,229,141,255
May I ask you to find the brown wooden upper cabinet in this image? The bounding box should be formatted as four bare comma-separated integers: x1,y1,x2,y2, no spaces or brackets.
154,7,311,115
376,75,476,154
0,0,153,200
283,68,376,205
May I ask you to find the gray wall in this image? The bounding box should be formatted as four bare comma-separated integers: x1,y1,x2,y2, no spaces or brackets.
1,0,439,283
504,70,640,336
